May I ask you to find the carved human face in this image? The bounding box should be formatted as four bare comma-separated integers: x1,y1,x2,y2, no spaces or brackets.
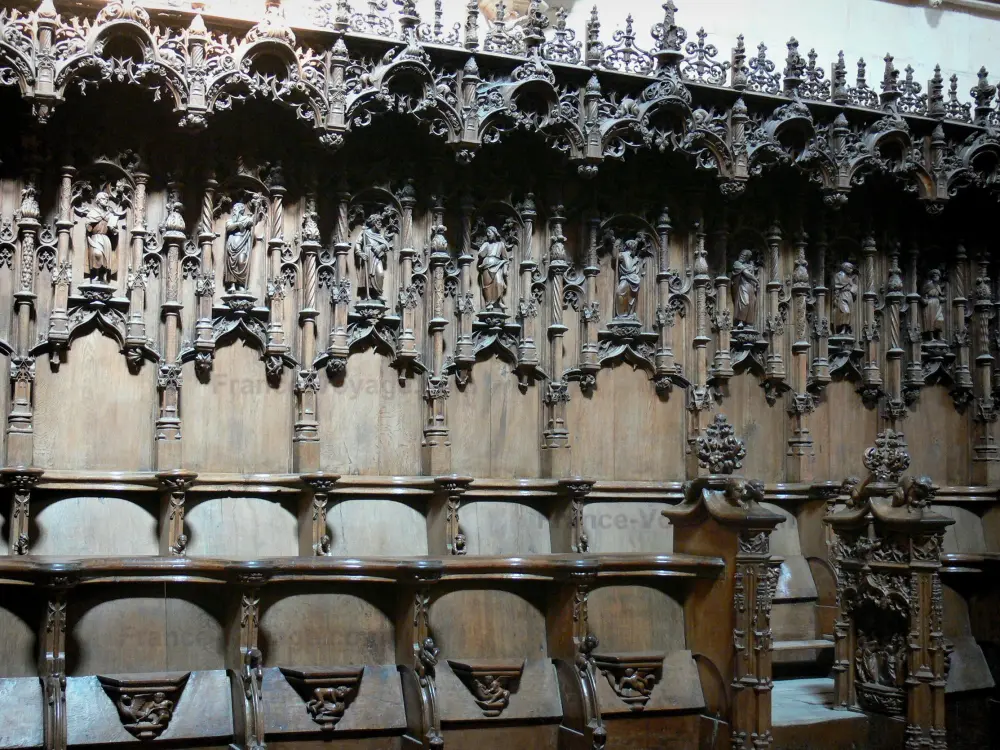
232,202,246,217
486,226,500,241
739,249,753,262
369,214,382,230
95,192,110,208
842,262,854,274
930,269,941,282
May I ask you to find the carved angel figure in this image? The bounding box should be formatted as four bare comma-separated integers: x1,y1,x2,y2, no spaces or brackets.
921,268,945,341
832,262,858,335
731,250,759,328
477,225,509,310
224,202,255,293
355,212,391,301
614,238,644,319
80,191,127,284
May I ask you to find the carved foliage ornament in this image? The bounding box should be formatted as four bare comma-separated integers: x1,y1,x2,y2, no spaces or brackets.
697,413,746,475
863,429,910,483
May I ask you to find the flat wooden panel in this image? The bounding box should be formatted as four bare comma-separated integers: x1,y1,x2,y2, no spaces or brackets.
34,334,155,471
719,374,784,483
429,589,546,662
908,387,970,485
451,359,541,478
587,585,685,653
585,501,674,553
461,500,551,555
442,724,559,750
568,366,685,481
181,344,293,473
327,499,427,556
763,502,801,556
435,658,562,722
185,496,297,558
259,592,395,667
820,380,878,481
318,351,422,476
32,496,157,556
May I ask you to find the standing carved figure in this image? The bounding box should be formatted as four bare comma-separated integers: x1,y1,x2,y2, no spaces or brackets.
832,261,858,335
731,249,759,328
224,202,255,293
921,268,945,341
614,239,643,318
477,226,509,310
83,192,125,284
355,213,391,301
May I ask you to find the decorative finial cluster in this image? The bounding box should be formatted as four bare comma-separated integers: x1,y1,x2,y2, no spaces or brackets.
697,413,746,475
862,429,910,484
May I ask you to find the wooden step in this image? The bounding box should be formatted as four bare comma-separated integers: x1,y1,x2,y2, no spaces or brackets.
773,638,834,665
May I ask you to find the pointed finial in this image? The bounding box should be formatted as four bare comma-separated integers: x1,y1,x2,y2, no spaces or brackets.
36,0,56,20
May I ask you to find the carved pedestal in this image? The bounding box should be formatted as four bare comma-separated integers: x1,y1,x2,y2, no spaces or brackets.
663,414,782,750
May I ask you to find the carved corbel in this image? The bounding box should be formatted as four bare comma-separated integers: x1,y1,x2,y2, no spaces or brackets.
591,652,665,711
156,470,196,556
553,478,594,554
448,658,525,717
431,475,472,555
1,467,43,555
96,672,190,740
279,666,363,730
300,472,339,556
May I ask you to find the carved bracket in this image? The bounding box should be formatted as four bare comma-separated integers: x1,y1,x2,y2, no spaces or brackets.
96,671,190,740
591,652,664,711
448,658,525,717
279,666,364,731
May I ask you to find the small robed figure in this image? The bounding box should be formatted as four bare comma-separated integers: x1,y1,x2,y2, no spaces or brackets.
731,249,759,328
224,202,255,293
614,239,643,318
355,213,391,301
477,226,509,310
84,192,122,284
921,268,945,341
832,261,858,335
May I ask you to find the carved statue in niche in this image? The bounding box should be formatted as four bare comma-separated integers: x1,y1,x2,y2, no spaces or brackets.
355,212,392,301
224,202,256,293
921,268,945,341
76,188,128,285
832,261,858,335
731,249,759,329
614,238,644,319
477,225,510,311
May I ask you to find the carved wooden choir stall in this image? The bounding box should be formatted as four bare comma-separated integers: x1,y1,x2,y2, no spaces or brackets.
0,0,997,748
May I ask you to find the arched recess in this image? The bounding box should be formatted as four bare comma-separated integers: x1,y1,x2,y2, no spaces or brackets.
451,358,541,478
318,351,422,476
259,589,396,667
181,343,293,474
32,494,157,556
325,496,426,556
33,333,156,470
184,495,297,558
66,587,226,675
568,364,685,480
429,588,547,661
457,499,550,556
